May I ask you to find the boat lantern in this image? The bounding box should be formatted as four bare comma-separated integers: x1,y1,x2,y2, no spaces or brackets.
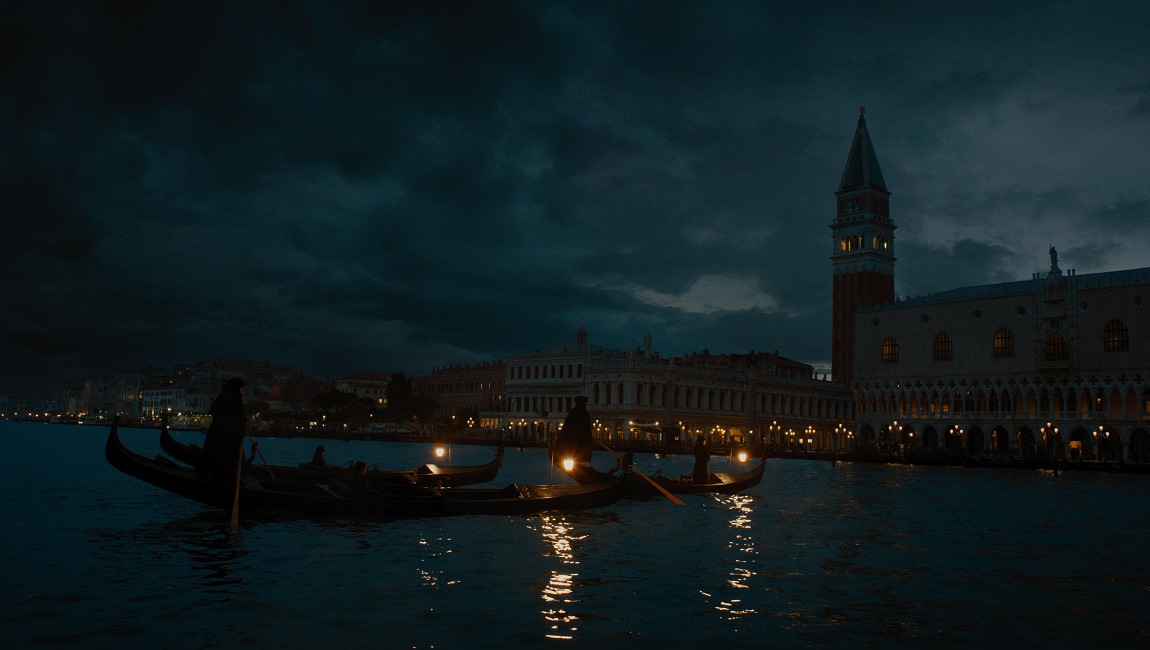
435,445,446,459
562,458,575,472
737,450,748,463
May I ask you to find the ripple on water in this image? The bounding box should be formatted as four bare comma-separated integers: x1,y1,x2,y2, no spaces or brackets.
7,426,1150,647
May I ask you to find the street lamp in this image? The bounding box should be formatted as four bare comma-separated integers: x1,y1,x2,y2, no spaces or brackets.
769,420,780,446
949,425,964,453
835,423,847,452
1041,421,1060,459
889,420,903,451
805,425,815,451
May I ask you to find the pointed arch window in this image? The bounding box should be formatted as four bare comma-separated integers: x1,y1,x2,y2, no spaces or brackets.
993,328,1014,358
1104,319,1129,352
881,337,899,363
933,332,953,361
1045,333,1069,363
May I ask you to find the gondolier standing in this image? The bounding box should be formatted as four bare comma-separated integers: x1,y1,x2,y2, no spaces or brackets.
197,377,246,482
552,395,593,467
692,435,710,483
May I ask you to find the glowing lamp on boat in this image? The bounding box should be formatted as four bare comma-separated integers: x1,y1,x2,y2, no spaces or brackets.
435,445,446,458
737,451,748,463
562,458,575,472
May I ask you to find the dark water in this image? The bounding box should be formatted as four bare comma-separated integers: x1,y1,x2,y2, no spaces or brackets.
5,421,1150,648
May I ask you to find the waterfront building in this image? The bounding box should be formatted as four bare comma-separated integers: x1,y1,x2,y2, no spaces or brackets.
140,381,214,422
73,359,313,423
502,324,601,441
332,371,392,408
411,361,506,428
502,326,853,450
835,112,1150,460
211,358,299,395
81,369,159,419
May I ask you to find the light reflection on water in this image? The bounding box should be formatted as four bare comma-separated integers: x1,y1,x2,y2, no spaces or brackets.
537,513,585,640
6,423,1150,647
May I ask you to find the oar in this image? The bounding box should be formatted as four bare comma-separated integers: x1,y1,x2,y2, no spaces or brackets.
547,430,560,485
245,436,277,479
228,442,243,529
593,437,684,505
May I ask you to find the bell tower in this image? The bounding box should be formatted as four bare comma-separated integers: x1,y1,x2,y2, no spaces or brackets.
831,108,895,385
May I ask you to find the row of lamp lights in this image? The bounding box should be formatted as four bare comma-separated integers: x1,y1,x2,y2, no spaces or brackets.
762,420,863,449
431,419,1113,469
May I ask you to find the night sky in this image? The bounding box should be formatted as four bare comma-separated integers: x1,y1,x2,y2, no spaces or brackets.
4,1,1149,397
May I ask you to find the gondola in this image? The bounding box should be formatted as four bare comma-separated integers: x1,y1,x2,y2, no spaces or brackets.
107,421,626,520
562,451,766,497
159,424,505,488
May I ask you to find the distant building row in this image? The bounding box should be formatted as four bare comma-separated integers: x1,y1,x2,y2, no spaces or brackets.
415,326,852,449
57,359,390,427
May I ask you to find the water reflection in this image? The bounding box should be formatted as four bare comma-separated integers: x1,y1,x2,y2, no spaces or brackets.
713,493,759,619
535,513,589,641
416,532,459,587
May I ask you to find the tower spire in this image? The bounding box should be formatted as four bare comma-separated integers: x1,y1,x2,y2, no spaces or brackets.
838,108,887,192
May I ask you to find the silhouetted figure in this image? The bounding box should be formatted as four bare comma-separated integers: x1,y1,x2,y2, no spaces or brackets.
311,445,328,467
552,396,593,466
692,435,710,483
348,461,370,494
197,378,246,482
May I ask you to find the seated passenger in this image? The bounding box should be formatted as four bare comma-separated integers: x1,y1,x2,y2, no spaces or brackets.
310,445,328,467
348,460,371,494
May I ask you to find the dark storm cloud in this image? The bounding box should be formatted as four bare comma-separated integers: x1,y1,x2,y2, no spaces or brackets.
1120,82,1150,121
3,0,1149,396
894,239,1022,300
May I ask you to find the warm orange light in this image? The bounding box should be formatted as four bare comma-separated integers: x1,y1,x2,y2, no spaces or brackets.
435,446,446,458
562,458,575,472
737,451,748,463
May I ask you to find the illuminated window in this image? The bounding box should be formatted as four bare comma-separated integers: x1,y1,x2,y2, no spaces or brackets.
1104,319,1129,352
1045,334,1069,362
934,332,953,361
993,328,1014,358
882,337,899,363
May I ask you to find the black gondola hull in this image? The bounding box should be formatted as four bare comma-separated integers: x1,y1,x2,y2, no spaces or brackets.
109,423,624,520
562,455,765,497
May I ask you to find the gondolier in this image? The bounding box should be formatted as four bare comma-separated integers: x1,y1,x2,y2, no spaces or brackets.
692,435,710,483
197,378,246,481
552,395,593,466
